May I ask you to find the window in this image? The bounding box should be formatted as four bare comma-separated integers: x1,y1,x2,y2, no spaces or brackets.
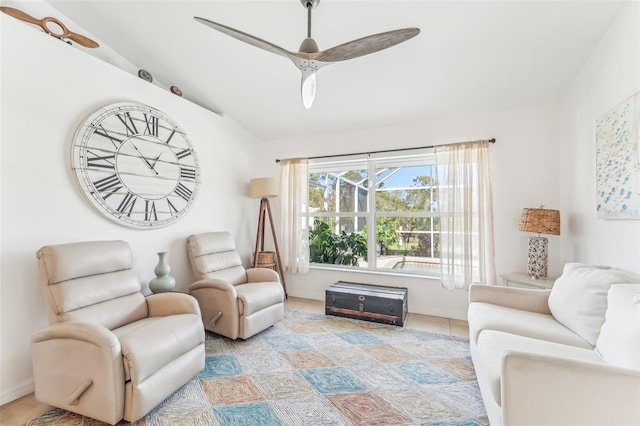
308,155,441,276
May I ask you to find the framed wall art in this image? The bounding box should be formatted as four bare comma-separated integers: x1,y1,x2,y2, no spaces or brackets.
596,91,640,219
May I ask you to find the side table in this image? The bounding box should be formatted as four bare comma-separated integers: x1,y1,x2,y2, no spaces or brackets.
500,273,555,290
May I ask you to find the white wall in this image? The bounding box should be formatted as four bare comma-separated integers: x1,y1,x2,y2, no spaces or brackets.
257,104,562,320
558,1,640,273
0,16,260,404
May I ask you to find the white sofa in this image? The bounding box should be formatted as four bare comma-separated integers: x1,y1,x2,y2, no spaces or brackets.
468,263,640,426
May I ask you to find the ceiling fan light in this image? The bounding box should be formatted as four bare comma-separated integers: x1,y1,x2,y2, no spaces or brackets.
301,72,317,109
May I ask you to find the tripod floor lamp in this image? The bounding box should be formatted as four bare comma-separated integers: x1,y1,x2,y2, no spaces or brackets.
250,177,287,297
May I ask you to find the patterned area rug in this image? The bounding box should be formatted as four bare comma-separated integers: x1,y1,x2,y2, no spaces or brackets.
27,309,487,426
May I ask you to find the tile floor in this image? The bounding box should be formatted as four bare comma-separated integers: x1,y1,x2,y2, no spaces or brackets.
0,297,469,426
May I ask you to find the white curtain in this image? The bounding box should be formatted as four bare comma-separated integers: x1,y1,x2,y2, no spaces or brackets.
279,158,310,273
435,141,496,289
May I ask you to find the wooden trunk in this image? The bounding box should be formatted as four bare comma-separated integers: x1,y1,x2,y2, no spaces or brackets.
325,282,408,326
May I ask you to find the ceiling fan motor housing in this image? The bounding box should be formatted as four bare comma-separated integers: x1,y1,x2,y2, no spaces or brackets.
299,37,319,53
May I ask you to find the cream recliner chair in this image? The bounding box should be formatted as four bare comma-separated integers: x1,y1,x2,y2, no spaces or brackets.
187,232,284,339
32,240,205,425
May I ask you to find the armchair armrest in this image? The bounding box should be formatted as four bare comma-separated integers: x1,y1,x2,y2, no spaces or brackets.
190,278,237,295
189,278,240,338
502,350,640,426
146,292,201,317
246,267,280,283
32,321,120,348
469,283,552,315
31,322,125,425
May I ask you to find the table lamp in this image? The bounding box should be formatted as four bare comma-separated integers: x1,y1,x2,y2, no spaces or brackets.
518,206,560,279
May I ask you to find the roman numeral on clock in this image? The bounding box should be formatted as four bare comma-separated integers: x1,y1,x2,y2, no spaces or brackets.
167,198,178,215
144,200,158,221
176,148,192,159
94,125,123,149
93,174,122,200
86,150,115,170
117,192,137,217
174,183,193,201
144,114,159,136
165,127,177,145
180,166,197,180
117,112,138,136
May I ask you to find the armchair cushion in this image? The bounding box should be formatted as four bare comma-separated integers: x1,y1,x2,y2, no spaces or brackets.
36,241,147,329
37,240,132,283
187,231,246,284
236,282,285,316
113,314,204,383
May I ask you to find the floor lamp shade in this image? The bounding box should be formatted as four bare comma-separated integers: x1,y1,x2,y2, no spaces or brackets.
250,177,278,198
518,208,560,279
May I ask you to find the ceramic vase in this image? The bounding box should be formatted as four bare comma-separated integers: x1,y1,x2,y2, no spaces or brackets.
149,252,176,293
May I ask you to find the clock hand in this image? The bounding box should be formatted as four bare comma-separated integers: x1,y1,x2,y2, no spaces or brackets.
150,153,162,172
130,142,159,175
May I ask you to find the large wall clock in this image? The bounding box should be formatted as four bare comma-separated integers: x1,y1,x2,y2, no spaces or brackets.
71,102,200,229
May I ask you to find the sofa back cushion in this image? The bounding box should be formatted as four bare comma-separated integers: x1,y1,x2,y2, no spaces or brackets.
548,263,640,346
595,284,640,370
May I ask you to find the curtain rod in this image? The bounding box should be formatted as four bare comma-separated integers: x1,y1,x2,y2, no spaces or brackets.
275,138,496,163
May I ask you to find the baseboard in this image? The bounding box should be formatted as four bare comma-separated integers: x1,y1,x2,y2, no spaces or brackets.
1,378,34,406
419,307,468,321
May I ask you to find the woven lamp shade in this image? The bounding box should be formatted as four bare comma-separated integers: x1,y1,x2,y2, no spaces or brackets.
518,208,560,235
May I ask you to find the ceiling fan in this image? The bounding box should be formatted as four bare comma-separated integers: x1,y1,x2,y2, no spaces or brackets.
195,0,419,109
0,6,99,48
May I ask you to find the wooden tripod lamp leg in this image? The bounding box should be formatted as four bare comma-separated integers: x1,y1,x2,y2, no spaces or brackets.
265,199,288,298
253,199,266,268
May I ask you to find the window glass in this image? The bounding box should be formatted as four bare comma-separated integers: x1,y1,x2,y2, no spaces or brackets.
309,169,368,213
308,155,440,276
309,216,368,268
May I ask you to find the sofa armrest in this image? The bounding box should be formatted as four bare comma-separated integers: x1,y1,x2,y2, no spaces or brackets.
502,350,640,426
246,267,280,283
146,292,201,317
469,283,552,314
31,322,125,425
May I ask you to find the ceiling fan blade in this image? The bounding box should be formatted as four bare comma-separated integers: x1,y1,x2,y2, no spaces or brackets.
195,17,299,63
313,28,420,63
0,6,41,25
66,31,99,48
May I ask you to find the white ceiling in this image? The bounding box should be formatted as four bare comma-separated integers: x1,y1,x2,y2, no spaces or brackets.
43,0,625,141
